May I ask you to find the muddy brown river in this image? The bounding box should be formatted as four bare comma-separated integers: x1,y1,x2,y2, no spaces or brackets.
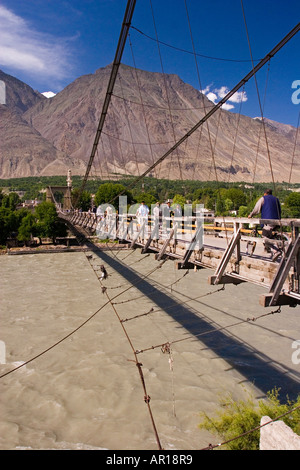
1,248,300,450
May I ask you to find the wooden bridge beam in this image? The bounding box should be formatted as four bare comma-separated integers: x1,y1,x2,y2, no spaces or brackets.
260,232,300,307
141,221,160,254
208,228,242,286
176,222,204,269
155,224,177,261
130,220,146,248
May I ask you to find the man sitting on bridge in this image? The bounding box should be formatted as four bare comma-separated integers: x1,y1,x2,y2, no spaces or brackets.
248,189,282,262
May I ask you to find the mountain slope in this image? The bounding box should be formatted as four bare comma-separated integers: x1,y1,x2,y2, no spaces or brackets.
0,69,45,114
0,104,86,178
1,65,299,182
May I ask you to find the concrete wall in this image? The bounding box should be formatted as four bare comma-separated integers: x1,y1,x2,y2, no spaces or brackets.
260,416,300,450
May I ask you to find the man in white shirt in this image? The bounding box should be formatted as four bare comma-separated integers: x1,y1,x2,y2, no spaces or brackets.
136,201,149,239
152,202,160,243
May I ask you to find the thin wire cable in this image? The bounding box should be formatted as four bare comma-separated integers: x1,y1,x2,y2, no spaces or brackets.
135,306,281,354
112,91,215,112
240,0,276,192
110,94,129,173
184,0,229,242
288,109,300,184
100,138,112,180
85,250,163,449
116,73,141,177
102,130,185,147
240,0,286,249
106,125,119,177
252,60,271,183
184,0,219,182
130,25,263,63
149,0,183,180
103,18,300,207
121,285,225,323
112,269,189,304
127,34,160,179
207,108,222,180
227,85,245,184
0,251,167,380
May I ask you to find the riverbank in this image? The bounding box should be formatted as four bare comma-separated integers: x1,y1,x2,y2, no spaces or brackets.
1,241,129,256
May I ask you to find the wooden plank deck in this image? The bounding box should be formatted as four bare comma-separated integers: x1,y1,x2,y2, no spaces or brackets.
60,212,300,307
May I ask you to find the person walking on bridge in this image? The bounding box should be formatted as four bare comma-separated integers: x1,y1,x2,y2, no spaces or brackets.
136,201,149,240
248,189,282,261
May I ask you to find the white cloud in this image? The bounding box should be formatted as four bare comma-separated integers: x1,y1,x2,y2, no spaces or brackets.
215,86,247,104
221,102,235,111
214,86,229,99
201,84,247,110
0,5,74,85
201,85,212,95
206,91,218,103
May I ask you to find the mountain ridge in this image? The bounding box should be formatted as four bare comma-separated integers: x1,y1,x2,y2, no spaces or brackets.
0,65,299,182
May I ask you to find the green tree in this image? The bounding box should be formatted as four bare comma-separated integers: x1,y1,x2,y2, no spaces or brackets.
0,207,16,245
17,213,38,245
34,201,67,243
172,194,186,208
71,189,91,211
216,196,225,215
94,183,134,208
285,192,300,218
224,198,234,212
238,205,249,217
1,192,21,210
225,188,247,210
199,388,300,450
82,190,92,212
135,192,157,208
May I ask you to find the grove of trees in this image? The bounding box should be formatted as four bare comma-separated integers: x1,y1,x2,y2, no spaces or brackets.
0,191,67,247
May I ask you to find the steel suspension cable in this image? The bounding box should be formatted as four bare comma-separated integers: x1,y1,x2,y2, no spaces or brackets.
149,0,183,180
106,21,300,205
116,73,141,177
288,109,300,184
227,85,245,184
127,33,160,178
130,25,263,63
240,0,276,191
184,0,219,182
252,60,271,183
75,0,137,205
86,253,163,450
135,306,281,355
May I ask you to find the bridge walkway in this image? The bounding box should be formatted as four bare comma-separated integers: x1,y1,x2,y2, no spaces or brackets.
59,211,300,308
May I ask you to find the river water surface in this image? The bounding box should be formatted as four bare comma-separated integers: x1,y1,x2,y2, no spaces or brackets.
1,248,300,450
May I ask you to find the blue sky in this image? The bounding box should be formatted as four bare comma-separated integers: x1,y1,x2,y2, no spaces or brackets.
0,0,299,126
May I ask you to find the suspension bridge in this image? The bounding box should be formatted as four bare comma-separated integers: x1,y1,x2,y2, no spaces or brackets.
49,0,300,310
56,206,299,308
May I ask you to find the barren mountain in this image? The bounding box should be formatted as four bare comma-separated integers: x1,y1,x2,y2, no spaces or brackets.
0,69,45,114
0,65,299,182
0,69,87,178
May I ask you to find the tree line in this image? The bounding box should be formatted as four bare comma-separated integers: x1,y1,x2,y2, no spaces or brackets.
1,176,300,247
0,191,67,247
89,180,300,219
